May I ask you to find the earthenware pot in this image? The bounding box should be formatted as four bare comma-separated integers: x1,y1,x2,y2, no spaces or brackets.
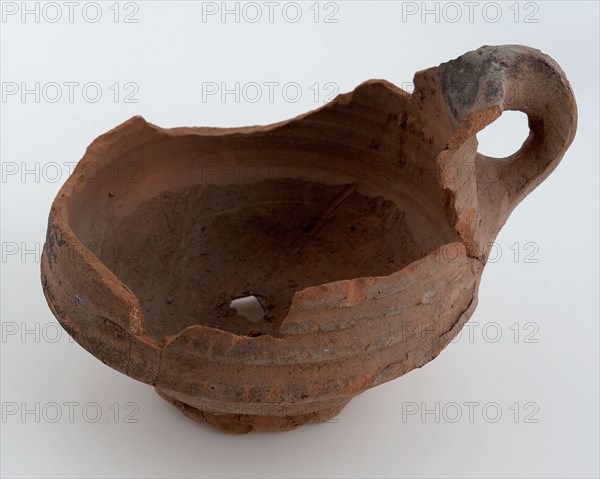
41,45,577,433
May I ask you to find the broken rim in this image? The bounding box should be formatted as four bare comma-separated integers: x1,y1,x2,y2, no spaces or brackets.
41,45,577,433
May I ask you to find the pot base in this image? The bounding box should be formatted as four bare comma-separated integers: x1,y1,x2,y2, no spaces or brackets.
156,388,349,434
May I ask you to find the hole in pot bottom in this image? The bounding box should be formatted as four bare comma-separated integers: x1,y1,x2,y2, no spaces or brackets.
97,178,443,341
229,295,265,323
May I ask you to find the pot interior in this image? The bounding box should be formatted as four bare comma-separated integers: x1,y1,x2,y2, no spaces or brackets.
94,177,445,340
67,106,460,341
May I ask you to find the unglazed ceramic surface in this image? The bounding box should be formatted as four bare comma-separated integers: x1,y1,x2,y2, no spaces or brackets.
41,45,577,433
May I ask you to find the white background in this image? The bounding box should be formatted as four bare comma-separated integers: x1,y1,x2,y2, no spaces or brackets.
1,1,598,477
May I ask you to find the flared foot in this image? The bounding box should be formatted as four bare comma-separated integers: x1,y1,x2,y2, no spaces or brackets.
156,388,348,434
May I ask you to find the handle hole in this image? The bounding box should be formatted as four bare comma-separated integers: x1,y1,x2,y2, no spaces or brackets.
476,110,529,159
